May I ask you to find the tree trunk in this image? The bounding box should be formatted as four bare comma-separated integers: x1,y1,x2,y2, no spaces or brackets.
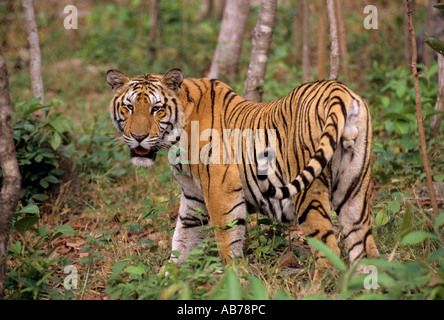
326,0,340,80
243,0,277,102
149,0,159,58
423,0,438,67
207,0,250,82
198,0,213,20
292,0,303,65
0,47,22,299
335,0,348,77
430,47,444,138
430,8,444,137
301,0,310,82
405,0,439,218
317,4,327,80
22,0,44,121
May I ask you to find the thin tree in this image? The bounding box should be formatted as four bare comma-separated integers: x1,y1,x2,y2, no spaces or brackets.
423,0,438,67
0,47,22,299
403,0,415,67
326,0,340,80
317,5,327,80
22,0,44,121
207,0,250,82
430,51,444,138
244,0,277,102
301,0,310,82
405,0,439,218
149,0,159,58
335,0,348,77
430,7,444,138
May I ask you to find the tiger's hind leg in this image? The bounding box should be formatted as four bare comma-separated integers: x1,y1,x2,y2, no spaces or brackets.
333,178,379,264
296,179,340,279
331,101,379,263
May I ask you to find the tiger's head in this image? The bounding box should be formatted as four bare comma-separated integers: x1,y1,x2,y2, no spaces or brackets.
106,68,184,167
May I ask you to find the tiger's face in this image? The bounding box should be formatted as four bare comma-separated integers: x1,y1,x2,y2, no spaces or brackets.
107,69,184,167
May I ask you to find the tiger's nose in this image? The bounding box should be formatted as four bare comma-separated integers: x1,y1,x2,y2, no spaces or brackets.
131,133,149,142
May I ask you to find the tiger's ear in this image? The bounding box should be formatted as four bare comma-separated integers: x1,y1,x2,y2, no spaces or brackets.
162,68,183,93
107,70,130,92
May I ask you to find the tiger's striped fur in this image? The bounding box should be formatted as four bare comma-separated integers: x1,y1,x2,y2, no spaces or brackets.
106,68,379,274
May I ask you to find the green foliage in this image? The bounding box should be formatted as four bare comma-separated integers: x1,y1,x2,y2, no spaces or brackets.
6,202,75,299
69,114,128,180
79,0,217,77
370,64,441,184
1,99,72,203
310,212,444,300
246,215,288,258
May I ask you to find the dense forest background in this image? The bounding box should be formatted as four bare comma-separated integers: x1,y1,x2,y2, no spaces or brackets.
0,0,443,300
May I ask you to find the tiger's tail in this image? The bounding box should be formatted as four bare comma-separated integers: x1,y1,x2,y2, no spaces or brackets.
257,96,360,200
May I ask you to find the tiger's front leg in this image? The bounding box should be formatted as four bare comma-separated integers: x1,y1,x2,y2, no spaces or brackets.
205,191,247,263
202,167,247,263
171,192,209,264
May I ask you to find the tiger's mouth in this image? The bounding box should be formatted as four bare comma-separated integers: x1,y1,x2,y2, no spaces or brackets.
130,147,157,161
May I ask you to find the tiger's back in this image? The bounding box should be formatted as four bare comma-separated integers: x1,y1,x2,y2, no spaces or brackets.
106,69,379,278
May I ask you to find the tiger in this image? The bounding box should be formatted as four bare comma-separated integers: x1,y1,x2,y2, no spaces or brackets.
106,68,380,277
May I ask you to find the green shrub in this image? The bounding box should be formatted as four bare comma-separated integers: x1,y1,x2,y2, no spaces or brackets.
0,99,72,204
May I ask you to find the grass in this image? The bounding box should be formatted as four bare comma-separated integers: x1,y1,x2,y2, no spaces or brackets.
1,0,443,300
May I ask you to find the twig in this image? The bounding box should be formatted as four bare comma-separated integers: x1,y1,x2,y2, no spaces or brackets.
80,264,90,299
405,0,440,218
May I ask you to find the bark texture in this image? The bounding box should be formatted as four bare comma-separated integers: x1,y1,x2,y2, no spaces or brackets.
243,0,277,102
326,0,340,80
0,47,22,299
207,0,250,82
22,0,44,120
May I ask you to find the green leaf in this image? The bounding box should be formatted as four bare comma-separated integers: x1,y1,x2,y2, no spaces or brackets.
50,132,62,150
434,173,444,182
249,276,268,300
434,212,444,229
17,204,39,214
395,82,407,98
388,200,401,212
225,269,241,300
112,261,128,276
44,175,59,184
125,263,146,276
55,225,75,234
399,201,413,238
392,120,410,135
306,237,347,273
425,37,444,56
434,3,444,9
376,210,389,227
428,248,444,263
40,179,49,189
401,134,418,150
401,231,438,245
14,216,39,234
31,193,49,201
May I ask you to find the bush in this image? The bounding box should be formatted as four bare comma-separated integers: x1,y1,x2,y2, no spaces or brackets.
0,99,72,204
